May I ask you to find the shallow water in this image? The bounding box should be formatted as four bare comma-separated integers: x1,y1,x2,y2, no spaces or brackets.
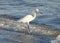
0,0,60,29
0,0,60,43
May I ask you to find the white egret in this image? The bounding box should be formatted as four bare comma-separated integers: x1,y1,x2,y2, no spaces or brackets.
17,8,39,33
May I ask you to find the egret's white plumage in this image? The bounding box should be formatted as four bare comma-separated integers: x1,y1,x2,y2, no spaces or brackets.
17,8,39,24
17,8,39,33
18,15,35,23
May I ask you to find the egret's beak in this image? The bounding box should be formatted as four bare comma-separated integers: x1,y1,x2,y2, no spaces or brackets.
39,11,43,14
36,8,43,14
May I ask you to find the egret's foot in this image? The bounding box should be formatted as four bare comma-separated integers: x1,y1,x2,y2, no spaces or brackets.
28,30,32,34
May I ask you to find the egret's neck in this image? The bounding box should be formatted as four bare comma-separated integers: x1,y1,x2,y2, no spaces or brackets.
32,10,37,18
33,13,36,18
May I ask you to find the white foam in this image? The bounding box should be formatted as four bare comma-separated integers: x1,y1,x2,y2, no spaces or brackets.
51,35,60,43
0,23,4,26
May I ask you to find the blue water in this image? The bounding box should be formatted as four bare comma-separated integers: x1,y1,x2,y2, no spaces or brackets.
0,0,60,43
0,0,60,29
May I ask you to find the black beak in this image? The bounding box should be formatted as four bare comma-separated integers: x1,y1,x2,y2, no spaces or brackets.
39,11,43,14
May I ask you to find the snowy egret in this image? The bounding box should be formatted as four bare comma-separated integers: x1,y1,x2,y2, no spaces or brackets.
17,8,39,33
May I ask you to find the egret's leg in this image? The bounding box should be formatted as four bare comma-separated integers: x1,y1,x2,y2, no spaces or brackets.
28,24,30,32
27,22,30,33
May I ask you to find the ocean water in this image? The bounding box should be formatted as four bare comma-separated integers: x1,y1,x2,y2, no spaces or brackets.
0,0,60,29
0,0,60,43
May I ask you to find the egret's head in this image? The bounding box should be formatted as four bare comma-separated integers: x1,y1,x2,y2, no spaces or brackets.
35,8,39,13
32,8,39,14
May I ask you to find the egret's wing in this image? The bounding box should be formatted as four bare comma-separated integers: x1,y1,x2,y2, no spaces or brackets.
17,15,33,23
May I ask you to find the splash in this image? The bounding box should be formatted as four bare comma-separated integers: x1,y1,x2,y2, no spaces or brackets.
51,35,60,43
0,17,60,37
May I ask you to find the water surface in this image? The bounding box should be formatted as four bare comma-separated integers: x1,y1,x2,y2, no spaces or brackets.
0,0,60,43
